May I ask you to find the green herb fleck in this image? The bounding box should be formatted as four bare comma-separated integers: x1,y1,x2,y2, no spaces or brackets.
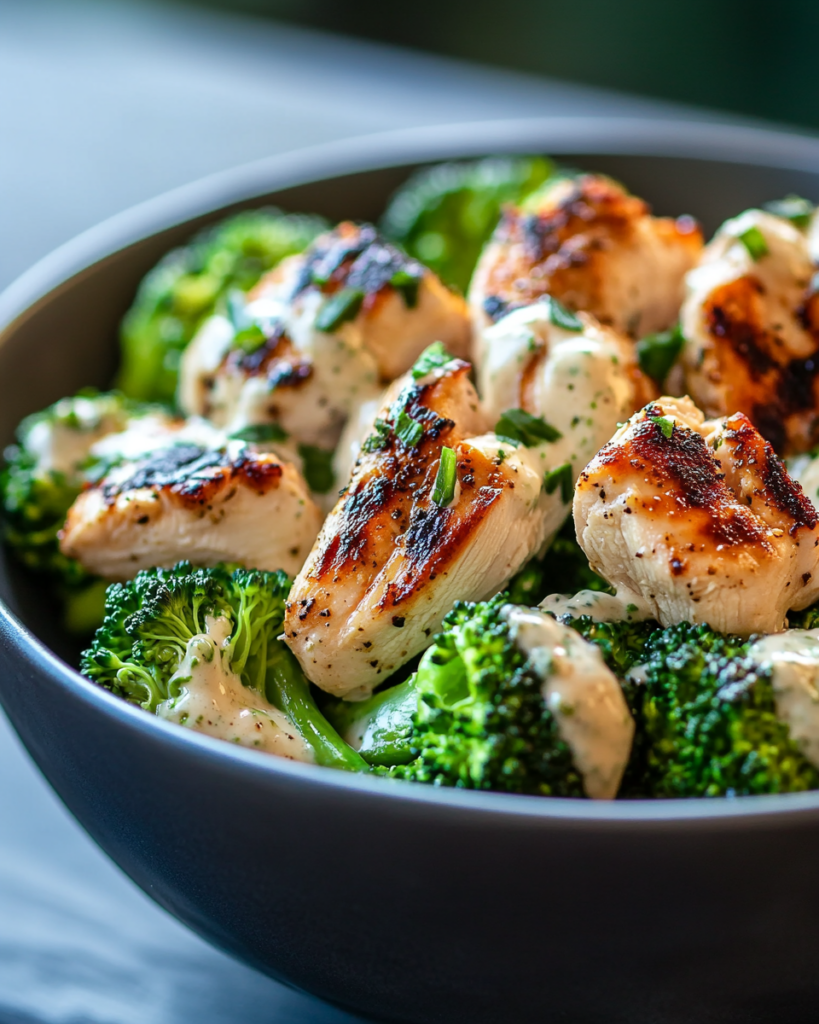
228,422,289,444
738,225,769,261
548,297,583,332
649,414,675,439
411,341,451,379
298,444,335,494
543,461,573,504
431,447,457,506
764,195,814,230
495,408,562,447
626,603,638,614
395,410,424,447
233,324,267,353
315,288,365,332
636,324,685,384
362,418,391,454
390,268,422,308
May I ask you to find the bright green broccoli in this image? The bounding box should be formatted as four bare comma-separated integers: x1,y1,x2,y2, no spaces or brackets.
117,208,328,404
81,562,366,771
1,390,150,632
567,617,819,797
353,595,585,795
380,156,552,292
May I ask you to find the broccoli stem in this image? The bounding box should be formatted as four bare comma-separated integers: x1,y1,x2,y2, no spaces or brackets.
324,679,418,766
265,646,368,772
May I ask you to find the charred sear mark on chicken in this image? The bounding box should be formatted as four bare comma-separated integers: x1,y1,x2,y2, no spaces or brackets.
100,444,284,507
290,221,424,307
574,396,819,635
682,209,819,454
469,173,702,337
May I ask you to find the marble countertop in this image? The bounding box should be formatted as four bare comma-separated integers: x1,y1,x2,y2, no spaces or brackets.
0,2,734,1021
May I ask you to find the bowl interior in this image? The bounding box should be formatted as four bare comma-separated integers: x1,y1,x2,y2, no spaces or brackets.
3,133,819,666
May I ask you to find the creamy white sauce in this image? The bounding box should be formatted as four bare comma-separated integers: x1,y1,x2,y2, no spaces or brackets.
503,606,634,799
24,395,133,478
749,629,819,770
476,301,638,481
156,615,313,761
682,209,815,391
89,414,224,464
539,589,652,623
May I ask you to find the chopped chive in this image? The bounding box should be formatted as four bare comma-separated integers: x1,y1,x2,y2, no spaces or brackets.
395,409,424,447
361,418,391,454
228,422,289,444
390,267,422,308
432,447,457,506
649,414,675,439
233,324,267,353
315,287,365,332
764,195,814,229
495,408,562,447
411,341,451,379
543,461,573,503
548,296,583,332
298,444,335,494
636,324,685,384
737,225,769,261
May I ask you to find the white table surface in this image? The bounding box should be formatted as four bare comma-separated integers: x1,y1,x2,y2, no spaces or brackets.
0,2,740,1021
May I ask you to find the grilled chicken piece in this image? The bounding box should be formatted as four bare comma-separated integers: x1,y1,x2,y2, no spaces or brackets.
178,222,472,449
573,396,819,635
476,300,656,473
60,440,322,581
469,173,702,338
681,207,819,454
284,357,560,698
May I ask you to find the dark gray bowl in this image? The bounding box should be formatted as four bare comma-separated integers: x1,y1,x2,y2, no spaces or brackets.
3,118,819,1024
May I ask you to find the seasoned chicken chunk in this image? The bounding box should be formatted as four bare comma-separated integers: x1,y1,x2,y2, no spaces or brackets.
469,173,702,337
476,300,655,471
573,396,819,635
179,222,472,449
284,356,562,698
681,206,819,453
60,440,322,581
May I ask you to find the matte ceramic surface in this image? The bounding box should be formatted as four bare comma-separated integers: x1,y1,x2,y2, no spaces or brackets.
3,118,819,1024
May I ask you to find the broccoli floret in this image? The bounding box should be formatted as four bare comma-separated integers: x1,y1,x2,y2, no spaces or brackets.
566,616,819,797
380,156,552,292
81,562,366,771
1,390,150,631
117,208,327,403
381,595,584,795
506,518,611,607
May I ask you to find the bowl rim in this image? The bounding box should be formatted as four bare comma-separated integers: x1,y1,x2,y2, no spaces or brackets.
5,113,819,827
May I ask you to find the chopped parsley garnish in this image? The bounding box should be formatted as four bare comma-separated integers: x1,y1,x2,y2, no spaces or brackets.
636,324,685,384
395,409,424,447
737,225,769,261
649,414,675,439
411,341,451,379
548,296,583,332
390,267,422,308
543,461,573,503
228,422,289,444
315,287,365,332
764,195,814,229
361,418,391,454
298,444,335,494
226,289,268,353
233,324,267,353
495,408,562,447
431,446,457,506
